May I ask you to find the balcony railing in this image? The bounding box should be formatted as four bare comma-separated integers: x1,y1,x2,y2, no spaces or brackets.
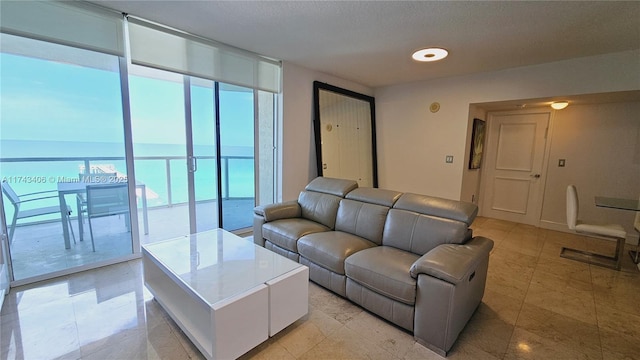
1,155,254,223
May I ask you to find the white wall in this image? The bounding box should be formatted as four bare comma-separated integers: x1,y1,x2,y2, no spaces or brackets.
539,101,640,236
280,62,373,201
374,50,640,199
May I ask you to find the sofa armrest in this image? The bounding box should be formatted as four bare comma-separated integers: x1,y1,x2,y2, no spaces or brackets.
410,236,493,284
254,201,301,222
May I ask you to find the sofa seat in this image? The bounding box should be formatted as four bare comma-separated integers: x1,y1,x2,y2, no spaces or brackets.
345,246,420,305
298,231,377,275
262,218,329,253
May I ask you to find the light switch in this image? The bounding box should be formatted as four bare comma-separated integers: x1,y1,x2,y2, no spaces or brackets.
558,159,566,167
445,155,454,163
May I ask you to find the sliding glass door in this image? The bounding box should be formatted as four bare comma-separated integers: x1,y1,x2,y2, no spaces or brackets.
129,66,189,242
129,66,218,243
219,84,256,230
0,34,134,282
129,65,264,241
189,78,219,233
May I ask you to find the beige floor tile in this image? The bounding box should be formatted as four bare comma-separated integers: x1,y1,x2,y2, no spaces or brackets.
402,341,447,360
482,218,520,232
447,342,503,360
238,338,296,360
477,288,524,325
456,310,514,359
274,317,334,357
499,231,544,258
307,283,363,324
504,327,600,360
491,247,539,269
3,216,640,360
515,302,601,358
298,326,398,360
2,319,81,360
534,256,593,287
344,310,416,359
486,258,534,301
524,279,597,325
592,274,640,317
595,305,640,340
599,327,640,360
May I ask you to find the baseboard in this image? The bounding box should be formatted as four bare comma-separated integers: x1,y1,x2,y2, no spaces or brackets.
539,220,639,245
538,220,570,233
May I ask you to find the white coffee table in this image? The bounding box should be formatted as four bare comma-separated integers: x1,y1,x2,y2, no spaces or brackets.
142,229,309,359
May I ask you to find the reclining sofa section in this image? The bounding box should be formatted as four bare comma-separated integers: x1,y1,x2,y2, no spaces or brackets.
253,177,493,356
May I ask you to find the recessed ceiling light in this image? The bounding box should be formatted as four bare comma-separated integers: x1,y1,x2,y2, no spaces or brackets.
551,101,569,110
412,48,448,62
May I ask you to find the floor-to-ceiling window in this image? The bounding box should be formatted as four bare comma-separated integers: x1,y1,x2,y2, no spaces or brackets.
0,33,134,281
127,16,279,240
0,3,280,285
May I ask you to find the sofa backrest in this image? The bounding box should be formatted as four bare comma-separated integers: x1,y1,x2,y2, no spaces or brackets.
382,193,477,255
335,188,403,245
305,177,358,197
345,187,402,207
298,177,359,229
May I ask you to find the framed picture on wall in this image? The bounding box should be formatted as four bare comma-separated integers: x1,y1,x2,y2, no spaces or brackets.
469,118,486,169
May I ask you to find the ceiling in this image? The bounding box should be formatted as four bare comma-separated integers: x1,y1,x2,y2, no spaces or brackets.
92,1,639,89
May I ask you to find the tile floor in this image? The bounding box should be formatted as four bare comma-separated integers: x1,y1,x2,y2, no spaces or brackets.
1,217,640,359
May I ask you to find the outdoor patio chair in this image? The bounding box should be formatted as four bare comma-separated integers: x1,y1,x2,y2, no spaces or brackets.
1,179,76,244
76,172,117,241
85,183,130,252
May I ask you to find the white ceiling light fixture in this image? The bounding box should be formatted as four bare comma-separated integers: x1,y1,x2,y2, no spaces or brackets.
551,101,569,110
412,47,448,62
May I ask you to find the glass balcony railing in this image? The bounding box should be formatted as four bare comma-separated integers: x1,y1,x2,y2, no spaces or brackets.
0,155,254,226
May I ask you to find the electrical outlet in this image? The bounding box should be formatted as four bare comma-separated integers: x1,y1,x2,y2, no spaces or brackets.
445,155,454,163
558,159,566,167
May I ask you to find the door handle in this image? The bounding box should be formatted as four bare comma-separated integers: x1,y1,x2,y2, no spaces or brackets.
530,174,541,178
188,156,198,173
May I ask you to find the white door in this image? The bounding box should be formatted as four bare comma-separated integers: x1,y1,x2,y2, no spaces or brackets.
480,110,550,225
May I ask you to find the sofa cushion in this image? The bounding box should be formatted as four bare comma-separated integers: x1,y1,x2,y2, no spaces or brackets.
393,193,478,226
345,246,420,305
263,218,329,253
298,191,342,229
305,177,358,197
382,209,471,255
335,199,389,245
298,231,376,275
345,187,402,207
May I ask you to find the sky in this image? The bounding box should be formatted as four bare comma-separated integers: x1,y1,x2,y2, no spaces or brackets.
0,51,255,156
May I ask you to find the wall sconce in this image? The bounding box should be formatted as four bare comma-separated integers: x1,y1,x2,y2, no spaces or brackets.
551,101,569,110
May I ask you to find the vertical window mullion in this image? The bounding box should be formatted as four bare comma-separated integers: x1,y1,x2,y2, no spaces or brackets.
184,76,197,233
214,82,224,227
119,56,141,253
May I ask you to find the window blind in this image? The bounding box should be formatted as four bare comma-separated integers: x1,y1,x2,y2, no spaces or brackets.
0,1,124,57
127,17,281,93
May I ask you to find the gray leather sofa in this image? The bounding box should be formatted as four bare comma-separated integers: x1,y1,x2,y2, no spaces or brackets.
253,177,493,356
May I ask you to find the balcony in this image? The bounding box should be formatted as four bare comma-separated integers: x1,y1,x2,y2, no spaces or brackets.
1,155,255,282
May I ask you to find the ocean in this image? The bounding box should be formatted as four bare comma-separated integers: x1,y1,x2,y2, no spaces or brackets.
0,139,254,220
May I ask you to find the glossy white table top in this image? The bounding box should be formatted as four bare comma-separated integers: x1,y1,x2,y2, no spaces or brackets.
142,229,302,305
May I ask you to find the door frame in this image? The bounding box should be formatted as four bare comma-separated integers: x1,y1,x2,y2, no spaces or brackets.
0,192,11,305
478,108,557,227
